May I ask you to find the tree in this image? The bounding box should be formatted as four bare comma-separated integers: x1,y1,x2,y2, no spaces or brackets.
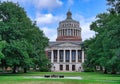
0,1,49,73
84,0,120,74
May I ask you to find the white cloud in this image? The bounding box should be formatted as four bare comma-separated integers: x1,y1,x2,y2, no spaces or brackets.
1,0,63,10
35,12,63,25
33,0,63,10
1,0,29,4
74,14,95,41
40,27,57,41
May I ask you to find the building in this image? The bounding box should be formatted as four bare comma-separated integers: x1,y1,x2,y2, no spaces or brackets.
46,10,85,72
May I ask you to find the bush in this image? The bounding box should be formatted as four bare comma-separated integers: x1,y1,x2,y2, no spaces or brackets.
39,66,50,72
84,68,94,72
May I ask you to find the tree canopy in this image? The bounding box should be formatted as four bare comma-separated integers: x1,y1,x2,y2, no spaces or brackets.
84,0,120,74
0,1,49,73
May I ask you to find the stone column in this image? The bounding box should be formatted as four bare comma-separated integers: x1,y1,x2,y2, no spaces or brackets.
82,50,84,63
76,50,78,63
62,29,63,36
57,50,59,63
60,30,61,36
73,29,75,36
70,49,72,63
51,50,53,63
71,29,72,36
64,29,66,36
75,30,77,36
77,30,79,36
63,29,64,36
78,30,80,36
66,29,68,36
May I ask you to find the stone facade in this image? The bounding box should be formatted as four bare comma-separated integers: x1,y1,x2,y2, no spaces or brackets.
46,10,84,72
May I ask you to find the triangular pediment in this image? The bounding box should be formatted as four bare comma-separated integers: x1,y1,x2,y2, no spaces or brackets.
57,42,79,47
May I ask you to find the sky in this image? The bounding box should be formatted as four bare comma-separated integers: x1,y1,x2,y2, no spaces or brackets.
1,0,107,41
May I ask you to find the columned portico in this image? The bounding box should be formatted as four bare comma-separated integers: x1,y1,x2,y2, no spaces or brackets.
47,46,84,72
50,49,83,63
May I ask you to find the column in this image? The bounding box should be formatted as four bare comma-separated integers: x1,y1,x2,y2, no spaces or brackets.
60,30,61,36
62,30,64,36
70,49,72,63
76,50,78,63
73,29,75,36
75,29,76,36
63,29,64,36
57,50,59,63
63,50,65,63
78,30,80,36
66,29,68,36
71,29,73,36
76,30,77,36
77,30,79,36
75,30,77,36
51,50,53,63
64,29,65,36
64,29,66,36
82,50,84,63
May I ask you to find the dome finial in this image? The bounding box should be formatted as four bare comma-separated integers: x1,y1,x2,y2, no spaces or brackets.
66,9,72,19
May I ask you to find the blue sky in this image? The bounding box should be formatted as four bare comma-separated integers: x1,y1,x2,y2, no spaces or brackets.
2,0,107,41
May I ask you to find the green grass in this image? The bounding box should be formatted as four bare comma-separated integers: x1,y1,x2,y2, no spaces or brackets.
0,72,120,84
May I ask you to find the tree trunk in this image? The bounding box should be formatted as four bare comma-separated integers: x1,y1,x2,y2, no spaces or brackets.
24,68,27,73
104,68,107,74
111,68,116,74
12,66,17,73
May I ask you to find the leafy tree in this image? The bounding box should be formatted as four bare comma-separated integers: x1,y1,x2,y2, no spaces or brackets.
0,1,49,73
84,0,120,74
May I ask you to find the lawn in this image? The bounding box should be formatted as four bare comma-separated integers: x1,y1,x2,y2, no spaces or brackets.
0,72,120,84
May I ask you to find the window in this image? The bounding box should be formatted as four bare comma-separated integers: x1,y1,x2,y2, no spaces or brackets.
59,50,63,62
78,50,82,62
66,65,69,71
65,50,70,62
72,50,76,62
72,65,75,71
53,50,57,62
60,65,63,70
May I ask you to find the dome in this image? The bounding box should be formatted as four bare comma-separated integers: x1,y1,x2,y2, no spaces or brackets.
56,10,82,42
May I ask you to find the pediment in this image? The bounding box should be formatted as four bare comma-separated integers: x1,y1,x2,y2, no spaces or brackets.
57,42,79,47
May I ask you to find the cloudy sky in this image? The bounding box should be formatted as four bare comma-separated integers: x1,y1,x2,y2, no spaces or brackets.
1,0,107,41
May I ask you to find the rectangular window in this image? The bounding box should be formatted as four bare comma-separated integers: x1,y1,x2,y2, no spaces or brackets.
59,50,63,62
53,50,57,62
66,65,69,71
65,50,70,62
72,50,76,62
60,65,63,71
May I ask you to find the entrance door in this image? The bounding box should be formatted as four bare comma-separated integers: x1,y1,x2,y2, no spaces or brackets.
72,65,75,71
66,65,69,71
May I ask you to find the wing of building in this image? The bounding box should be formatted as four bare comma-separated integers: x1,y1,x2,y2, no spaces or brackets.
45,10,85,72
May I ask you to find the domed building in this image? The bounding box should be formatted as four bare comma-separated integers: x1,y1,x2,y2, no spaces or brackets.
46,10,85,72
